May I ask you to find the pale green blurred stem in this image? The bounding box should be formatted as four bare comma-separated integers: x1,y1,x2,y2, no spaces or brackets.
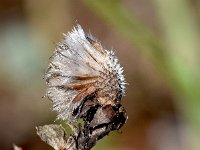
153,0,200,129
83,0,200,130
83,0,171,74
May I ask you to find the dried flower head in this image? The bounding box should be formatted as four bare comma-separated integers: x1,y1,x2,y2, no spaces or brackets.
45,25,126,124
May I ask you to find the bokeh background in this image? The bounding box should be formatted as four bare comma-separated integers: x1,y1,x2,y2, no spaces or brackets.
1,0,200,149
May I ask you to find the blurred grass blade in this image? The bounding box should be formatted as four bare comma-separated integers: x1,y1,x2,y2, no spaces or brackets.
83,0,170,72
153,0,200,128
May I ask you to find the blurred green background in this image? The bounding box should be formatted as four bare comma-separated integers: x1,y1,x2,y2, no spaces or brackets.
0,0,200,149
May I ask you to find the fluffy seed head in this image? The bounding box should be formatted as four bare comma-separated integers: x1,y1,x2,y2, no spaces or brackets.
45,25,126,123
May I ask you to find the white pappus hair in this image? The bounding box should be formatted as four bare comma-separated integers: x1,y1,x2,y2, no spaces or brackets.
45,24,126,123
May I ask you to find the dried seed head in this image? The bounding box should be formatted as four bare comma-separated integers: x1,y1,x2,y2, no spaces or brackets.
45,25,126,123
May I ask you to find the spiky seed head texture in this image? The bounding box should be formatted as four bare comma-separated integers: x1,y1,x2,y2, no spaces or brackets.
45,25,126,123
